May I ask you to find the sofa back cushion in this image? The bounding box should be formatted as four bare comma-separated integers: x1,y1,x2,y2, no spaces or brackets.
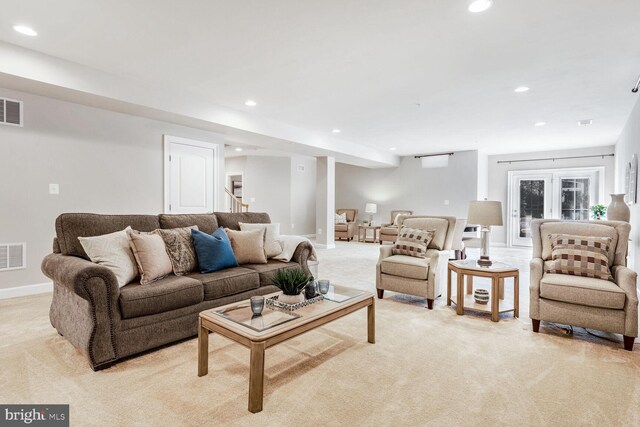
56,213,160,259
159,214,218,234
400,217,453,250
214,212,271,230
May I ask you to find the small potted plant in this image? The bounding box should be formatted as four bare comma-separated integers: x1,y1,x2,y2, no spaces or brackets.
271,269,313,305
590,204,607,220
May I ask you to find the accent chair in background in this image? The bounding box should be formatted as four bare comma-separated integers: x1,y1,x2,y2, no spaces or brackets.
529,219,638,351
379,210,413,244
335,208,358,241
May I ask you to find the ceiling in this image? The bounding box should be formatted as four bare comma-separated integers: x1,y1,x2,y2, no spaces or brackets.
1,0,639,158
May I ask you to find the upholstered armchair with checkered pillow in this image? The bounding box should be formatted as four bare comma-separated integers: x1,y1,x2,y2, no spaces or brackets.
376,215,456,309
529,219,638,351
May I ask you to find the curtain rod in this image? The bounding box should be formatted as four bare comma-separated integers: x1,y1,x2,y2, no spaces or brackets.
497,153,614,164
414,152,454,159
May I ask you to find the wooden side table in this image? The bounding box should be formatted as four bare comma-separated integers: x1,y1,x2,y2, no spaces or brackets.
357,225,380,243
447,259,519,322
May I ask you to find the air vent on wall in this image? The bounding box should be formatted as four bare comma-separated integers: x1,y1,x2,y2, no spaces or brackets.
0,97,23,127
0,243,26,271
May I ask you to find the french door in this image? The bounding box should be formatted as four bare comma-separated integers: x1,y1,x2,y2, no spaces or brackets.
509,168,603,247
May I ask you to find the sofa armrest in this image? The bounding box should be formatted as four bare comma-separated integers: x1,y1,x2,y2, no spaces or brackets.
41,253,121,370
529,257,544,319
377,245,393,264
291,240,315,276
612,265,639,337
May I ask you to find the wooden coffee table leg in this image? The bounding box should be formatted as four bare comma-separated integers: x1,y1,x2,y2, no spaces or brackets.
491,277,499,322
367,301,375,344
249,341,266,413
514,274,520,318
198,319,209,377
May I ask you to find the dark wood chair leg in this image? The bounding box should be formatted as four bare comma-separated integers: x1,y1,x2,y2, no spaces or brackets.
426,299,434,310
623,335,634,351
532,319,540,332
376,289,384,299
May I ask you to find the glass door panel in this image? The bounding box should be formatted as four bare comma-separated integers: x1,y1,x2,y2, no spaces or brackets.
511,174,552,246
561,178,590,220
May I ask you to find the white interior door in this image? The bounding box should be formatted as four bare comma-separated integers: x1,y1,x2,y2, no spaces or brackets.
164,136,217,213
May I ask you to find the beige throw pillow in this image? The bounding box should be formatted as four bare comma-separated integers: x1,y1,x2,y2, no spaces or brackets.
128,230,173,284
392,227,435,258
335,213,347,224
225,228,267,264
239,222,282,258
156,226,199,275
78,226,138,287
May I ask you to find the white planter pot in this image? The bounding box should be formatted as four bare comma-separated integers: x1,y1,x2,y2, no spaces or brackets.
279,293,304,305
607,194,631,222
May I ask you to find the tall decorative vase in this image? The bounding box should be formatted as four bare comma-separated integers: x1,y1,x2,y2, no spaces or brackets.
607,194,631,222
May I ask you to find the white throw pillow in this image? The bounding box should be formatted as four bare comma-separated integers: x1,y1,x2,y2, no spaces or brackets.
78,226,139,287
239,222,283,258
335,213,347,224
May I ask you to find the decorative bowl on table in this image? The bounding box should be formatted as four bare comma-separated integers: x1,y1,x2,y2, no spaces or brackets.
473,289,489,305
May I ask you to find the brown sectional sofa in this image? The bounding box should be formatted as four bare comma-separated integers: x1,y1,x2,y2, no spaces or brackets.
42,212,314,370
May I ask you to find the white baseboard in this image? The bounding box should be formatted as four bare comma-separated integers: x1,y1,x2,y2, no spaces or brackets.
0,282,52,300
315,243,336,249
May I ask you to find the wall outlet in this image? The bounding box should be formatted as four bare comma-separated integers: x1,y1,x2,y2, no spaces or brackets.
444,199,449,205
318,228,323,235
49,183,59,195
250,197,256,202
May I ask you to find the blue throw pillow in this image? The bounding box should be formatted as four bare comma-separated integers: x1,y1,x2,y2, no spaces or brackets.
191,227,239,273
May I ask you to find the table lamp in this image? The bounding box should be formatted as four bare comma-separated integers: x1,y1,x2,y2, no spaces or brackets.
365,203,377,226
467,200,503,266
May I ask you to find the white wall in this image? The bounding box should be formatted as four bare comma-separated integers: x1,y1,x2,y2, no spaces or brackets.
488,146,616,245
223,155,317,235
335,150,480,224
0,87,225,290
615,97,640,270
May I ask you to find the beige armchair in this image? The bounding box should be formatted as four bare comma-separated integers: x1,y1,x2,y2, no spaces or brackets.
376,215,456,309
335,208,358,241
529,219,638,351
379,210,414,244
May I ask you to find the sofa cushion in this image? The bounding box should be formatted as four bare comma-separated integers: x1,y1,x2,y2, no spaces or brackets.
119,275,203,318
55,213,160,259
401,218,449,250
335,223,349,232
381,255,430,280
156,226,199,275
192,228,239,273
540,273,626,309
380,226,398,235
214,212,271,231
243,260,301,284
159,213,219,234
546,234,614,282
188,267,260,300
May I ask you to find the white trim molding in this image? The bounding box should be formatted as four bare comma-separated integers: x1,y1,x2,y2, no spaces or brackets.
315,243,335,249
0,282,52,300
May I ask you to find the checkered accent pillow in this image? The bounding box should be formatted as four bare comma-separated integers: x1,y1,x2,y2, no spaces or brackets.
545,234,614,282
392,227,435,258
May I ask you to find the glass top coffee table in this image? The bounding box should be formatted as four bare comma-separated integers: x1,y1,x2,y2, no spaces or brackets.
197,285,375,413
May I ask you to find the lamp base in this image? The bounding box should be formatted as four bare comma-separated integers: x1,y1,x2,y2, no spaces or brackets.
477,256,493,267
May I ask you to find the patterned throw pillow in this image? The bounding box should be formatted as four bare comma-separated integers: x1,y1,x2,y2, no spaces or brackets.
335,213,347,224
545,234,614,282
156,226,199,275
392,227,435,258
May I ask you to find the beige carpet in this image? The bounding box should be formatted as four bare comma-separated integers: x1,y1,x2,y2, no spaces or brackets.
1,242,639,426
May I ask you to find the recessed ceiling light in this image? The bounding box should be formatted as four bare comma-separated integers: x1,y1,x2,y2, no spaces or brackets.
514,86,530,93
244,100,257,107
468,0,493,13
332,129,341,134
13,25,37,36
534,122,546,127
234,147,243,152
578,119,593,126
389,147,397,151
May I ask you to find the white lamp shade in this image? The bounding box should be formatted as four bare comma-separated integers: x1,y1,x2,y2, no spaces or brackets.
467,201,503,226
421,155,449,168
365,203,377,214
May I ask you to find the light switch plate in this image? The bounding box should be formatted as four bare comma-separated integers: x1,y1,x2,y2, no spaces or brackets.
444,199,449,205
49,184,59,195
